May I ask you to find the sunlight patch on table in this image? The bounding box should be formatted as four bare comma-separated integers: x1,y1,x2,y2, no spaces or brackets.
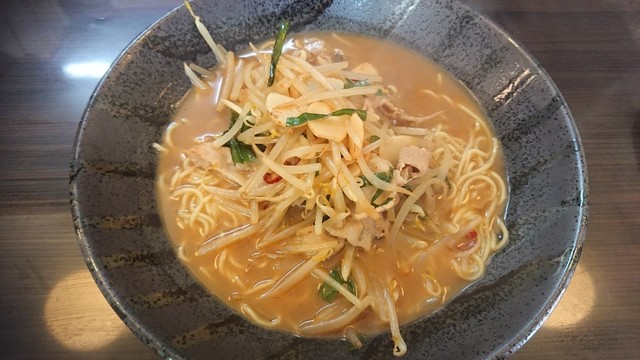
44,270,128,351
543,264,595,329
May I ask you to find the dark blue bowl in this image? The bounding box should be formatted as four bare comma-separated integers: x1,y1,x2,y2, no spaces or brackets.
70,0,588,358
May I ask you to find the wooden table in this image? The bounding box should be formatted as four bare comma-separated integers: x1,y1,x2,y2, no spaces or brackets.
1,1,638,358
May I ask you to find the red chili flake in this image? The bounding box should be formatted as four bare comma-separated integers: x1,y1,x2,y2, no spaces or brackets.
263,172,282,184
456,230,478,251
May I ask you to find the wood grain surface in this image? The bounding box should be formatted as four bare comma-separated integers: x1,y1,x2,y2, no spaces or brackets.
0,0,638,359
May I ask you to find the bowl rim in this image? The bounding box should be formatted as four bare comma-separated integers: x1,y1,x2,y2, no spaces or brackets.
468,5,589,357
69,4,187,359
412,4,590,355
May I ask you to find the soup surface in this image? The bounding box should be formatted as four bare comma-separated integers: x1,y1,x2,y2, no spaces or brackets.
156,32,508,356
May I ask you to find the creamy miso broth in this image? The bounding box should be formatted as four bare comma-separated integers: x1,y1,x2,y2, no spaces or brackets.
156,32,508,356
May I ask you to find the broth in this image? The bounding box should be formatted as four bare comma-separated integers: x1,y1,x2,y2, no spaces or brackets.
157,32,507,349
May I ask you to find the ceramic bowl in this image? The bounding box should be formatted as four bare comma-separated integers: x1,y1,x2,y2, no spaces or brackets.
70,0,588,358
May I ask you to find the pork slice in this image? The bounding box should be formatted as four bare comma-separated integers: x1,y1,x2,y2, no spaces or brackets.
185,143,231,169
184,144,247,185
325,219,365,250
325,216,389,251
397,146,431,180
360,216,390,243
378,99,438,124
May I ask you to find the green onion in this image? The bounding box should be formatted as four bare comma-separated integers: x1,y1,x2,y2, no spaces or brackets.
359,176,371,187
286,112,326,127
241,118,254,132
222,110,256,164
318,269,357,303
375,88,385,96
227,139,256,164
365,169,394,207
268,19,289,87
371,190,393,207
286,108,367,127
344,79,370,89
332,108,367,120
369,135,380,143
375,169,394,183
359,169,393,187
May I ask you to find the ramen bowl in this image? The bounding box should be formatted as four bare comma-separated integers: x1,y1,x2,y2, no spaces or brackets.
70,0,588,359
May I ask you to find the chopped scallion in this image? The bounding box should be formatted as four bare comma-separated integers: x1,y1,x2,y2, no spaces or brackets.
375,169,394,183
228,139,256,164
359,169,393,187
318,269,357,303
371,189,393,207
268,20,289,87
286,108,367,127
222,110,256,164
344,79,370,89
361,169,394,206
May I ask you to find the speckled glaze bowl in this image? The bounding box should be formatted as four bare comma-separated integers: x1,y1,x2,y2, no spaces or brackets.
70,0,588,358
